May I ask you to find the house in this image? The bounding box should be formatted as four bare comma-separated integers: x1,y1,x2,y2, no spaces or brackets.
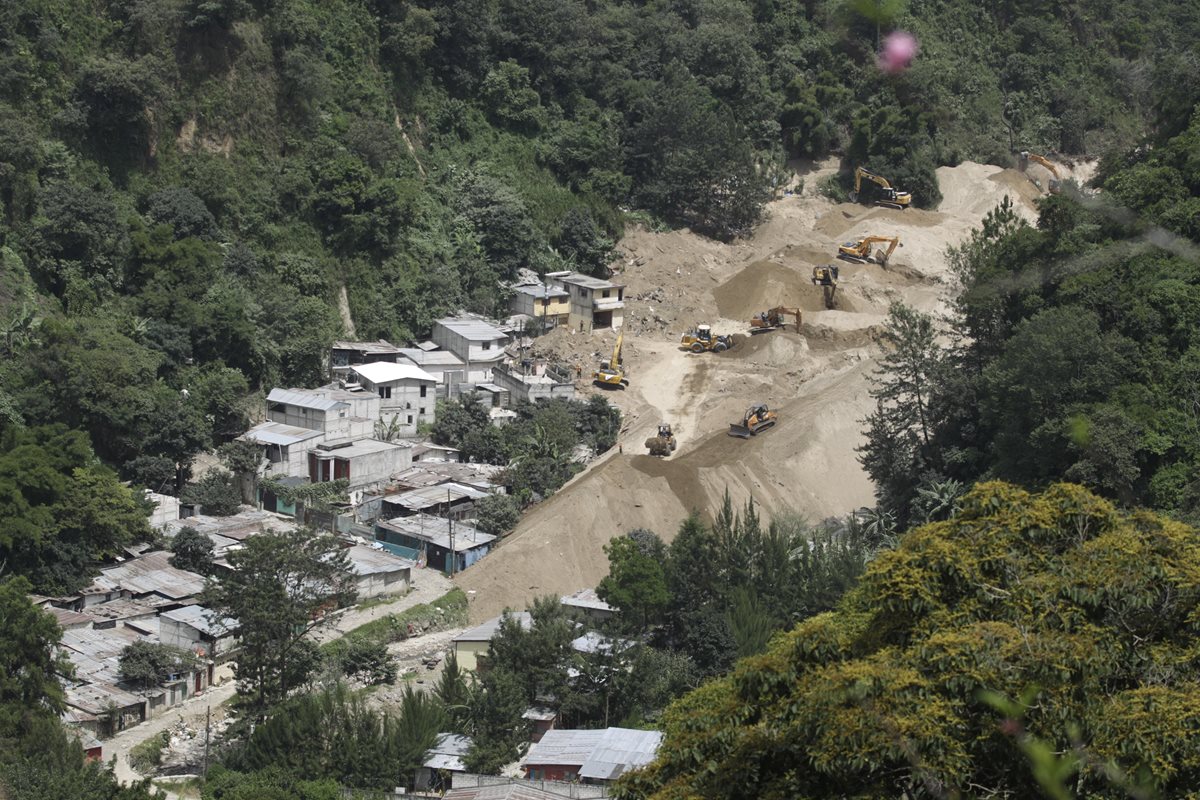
415,733,472,792
398,348,469,396
545,271,625,332
78,551,206,608
241,421,324,480
560,589,615,623
522,727,663,784
452,611,533,672
375,514,496,575
349,361,438,435
522,706,559,743
391,462,502,493
491,362,576,404
343,544,414,599
159,605,239,662
307,438,412,491
330,339,404,380
432,316,510,382
266,387,380,444
413,442,462,463
380,482,491,520
510,282,570,329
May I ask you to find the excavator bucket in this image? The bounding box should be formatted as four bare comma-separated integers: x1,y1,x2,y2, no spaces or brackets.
728,423,753,439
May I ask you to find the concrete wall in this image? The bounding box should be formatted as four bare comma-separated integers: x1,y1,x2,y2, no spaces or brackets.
354,568,411,600
357,377,436,434
453,640,490,672
491,365,576,405
345,446,412,490
512,292,570,322
432,323,507,363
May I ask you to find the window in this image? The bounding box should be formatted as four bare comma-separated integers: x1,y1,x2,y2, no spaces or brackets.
420,385,427,398
378,386,392,399
419,407,426,415
482,341,492,350
602,289,610,298
407,415,413,424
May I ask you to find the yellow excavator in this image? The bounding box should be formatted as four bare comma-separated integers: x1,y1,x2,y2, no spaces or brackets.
592,330,629,389
645,423,678,456
812,265,839,310
850,166,912,209
749,306,801,334
729,403,778,438
680,324,735,353
838,235,901,266
1018,151,1061,194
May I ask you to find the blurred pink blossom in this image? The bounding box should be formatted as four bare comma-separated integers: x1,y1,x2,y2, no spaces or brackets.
878,31,918,74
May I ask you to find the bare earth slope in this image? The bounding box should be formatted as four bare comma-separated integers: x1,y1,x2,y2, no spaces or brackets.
456,160,1042,622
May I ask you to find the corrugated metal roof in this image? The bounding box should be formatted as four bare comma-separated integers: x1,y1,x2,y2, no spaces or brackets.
435,317,509,341
523,729,606,767
98,551,205,599
160,604,238,637
453,611,532,643
560,588,614,614
579,728,663,780
377,514,496,552
345,544,415,576
570,631,634,656
443,786,577,800
351,361,438,385
399,349,466,368
267,388,351,411
331,339,402,354
242,421,324,446
382,482,490,511
422,733,471,771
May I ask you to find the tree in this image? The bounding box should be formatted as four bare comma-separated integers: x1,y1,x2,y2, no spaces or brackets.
118,641,198,689
203,528,356,717
556,207,614,277
597,535,669,631
170,526,215,575
474,493,520,535
326,636,396,686
218,439,263,505
616,483,1200,800
144,187,219,241
182,468,241,516
0,577,67,738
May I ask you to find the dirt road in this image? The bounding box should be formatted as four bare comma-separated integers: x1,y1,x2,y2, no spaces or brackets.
457,159,1049,622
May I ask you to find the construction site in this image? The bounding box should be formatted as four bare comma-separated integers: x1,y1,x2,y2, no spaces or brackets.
456,156,1091,622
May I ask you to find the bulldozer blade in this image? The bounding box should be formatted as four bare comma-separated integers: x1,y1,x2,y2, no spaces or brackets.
728,424,753,438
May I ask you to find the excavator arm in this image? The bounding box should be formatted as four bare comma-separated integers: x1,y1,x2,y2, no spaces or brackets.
611,331,623,369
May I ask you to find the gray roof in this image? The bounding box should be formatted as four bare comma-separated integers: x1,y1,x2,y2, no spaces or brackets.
560,588,614,614
160,604,238,637
241,421,324,446
570,631,634,656
96,552,205,599
267,387,351,411
453,611,533,643
422,733,471,772
391,463,501,490
523,727,663,780
312,439,410,460
85,597,164,623
546,271,624,291
344,544,415,576
398,349,466,368
377,514,496,553
514,283,569,300
382,482,490,512
46,606,97,629
443,786,577,800
331,339,402,355
435,317,509,341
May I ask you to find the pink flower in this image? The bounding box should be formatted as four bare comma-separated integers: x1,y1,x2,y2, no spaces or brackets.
878,31,918,74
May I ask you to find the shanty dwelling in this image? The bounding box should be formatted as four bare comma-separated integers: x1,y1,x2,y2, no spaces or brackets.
374,514,496,575
451,612,533,672
342,543,414,599
349,361,438,434
544,271,625,332
77,551,206,609
330,339,404,381
415,733,473,792
522,707,559,743
160,605,239,661
380,481,491,521
431,316,510,382
241,420,323,480
521,727,664,784
559,589,615,624
412,442,462,463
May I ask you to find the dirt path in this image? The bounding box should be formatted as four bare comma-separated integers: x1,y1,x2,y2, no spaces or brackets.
457,159,1045,623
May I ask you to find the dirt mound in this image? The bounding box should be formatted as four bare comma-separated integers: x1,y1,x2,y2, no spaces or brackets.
988,168,1044,207
714,260,852,319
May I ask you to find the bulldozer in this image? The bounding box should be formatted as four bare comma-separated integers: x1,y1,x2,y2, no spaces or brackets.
812,265,839,309
645,423,678,456
592,330,629,389
1018,151,1062,194
838,235,901,266
729,403,777,438
680,324,735,353
749,306,801,335
849,166,912,209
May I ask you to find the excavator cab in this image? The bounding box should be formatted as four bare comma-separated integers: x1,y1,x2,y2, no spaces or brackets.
645,423,678,456
681,324,734,353
592,331,629,389
749,306,801,334
838,236,900,266
812,265,839,309
850,166,912,209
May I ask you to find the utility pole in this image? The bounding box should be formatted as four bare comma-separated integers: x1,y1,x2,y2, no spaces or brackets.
203,705,211,778
448,488,456,578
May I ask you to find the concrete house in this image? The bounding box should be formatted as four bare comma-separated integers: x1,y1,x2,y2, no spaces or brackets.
491,361,576,404
510,282,570,329
397,348,468,396
330,339,403,381
159,605,239,661
432,317,510,382
343,544,414,599
522,727,663,784
349,361,438,435
375,514,496,575
545,271,625,332
266,387,380,443
306,438,412,491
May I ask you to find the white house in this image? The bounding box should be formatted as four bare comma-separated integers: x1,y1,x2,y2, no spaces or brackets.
431,317,509,382
349,362,438,435
397,348,469,396
306,439,412,491
265,387,380,443
545,271,625,332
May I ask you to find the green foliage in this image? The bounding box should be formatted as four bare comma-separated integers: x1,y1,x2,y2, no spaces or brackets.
128,731,168,774
617,483,1200,800
118,641,199,689
323,635,396,686
182,468,241,516
473,493,521,535
170,526,215,575
0,577,67,738
332,588,469,648
598,534,670,630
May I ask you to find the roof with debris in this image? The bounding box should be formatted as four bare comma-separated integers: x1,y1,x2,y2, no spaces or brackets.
95,551,205,600
513,283,569,300
523,727,663,780
376,514,496,553
546,270,624,291
241,420,325,446
351,361,439,385
423,733,472,772
331,339,402,355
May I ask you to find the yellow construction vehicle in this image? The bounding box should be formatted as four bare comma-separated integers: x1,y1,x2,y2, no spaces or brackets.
729,403,778,438
680,324,735,353
645,423,678,456
592,330,629,389
749,306,801,334
1018,151,1061,194
812,265,839,309
849,166,912,209
838,235,901,266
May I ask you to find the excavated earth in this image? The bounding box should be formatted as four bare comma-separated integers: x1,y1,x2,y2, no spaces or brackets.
456,158,1056,621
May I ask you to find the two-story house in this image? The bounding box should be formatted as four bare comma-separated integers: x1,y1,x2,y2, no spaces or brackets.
510,281,570,329
242,387,382,479
349,362,438,435
545,271,625,332
431,317,509,383
329,339,403,381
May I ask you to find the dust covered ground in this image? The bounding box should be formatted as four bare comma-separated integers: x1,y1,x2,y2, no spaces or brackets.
456,158,1051,622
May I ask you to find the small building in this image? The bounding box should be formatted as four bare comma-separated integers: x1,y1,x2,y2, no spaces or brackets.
510,282,570,329
266,387,379,444
432,317,510,382
307,439,412,491
159,605,239,662
343,544,414,599
545,272,625,332
380,482,491,520
330,339,404,381
145,491,180,530
241,421,323,480
81,551,206,608
412,442,462,463
491,362,576,405
560,589,615,623
415,733,472,792
375,514,496,575
349,361,438,435
451,611,533,672
397,348,469,397
523,706,559,744
522,727,663,784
